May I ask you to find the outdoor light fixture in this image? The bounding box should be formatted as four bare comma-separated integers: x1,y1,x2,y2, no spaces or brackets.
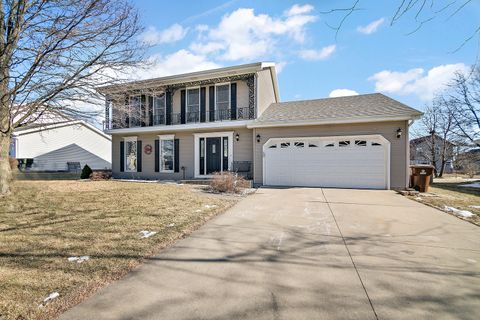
235,133,240,141
256,134,261,143
396,128,403,139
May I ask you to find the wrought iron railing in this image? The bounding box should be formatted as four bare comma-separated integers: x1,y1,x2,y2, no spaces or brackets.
107,106,254,129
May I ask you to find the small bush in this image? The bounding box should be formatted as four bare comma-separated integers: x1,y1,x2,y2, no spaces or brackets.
80,164,93,179
209,171,247,193
90,170,112,180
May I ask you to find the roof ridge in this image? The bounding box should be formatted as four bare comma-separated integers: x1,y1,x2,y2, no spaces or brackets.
275,93,382,105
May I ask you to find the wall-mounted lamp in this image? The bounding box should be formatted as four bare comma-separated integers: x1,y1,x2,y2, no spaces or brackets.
396,128,403,139
256,134,261,143
235,133,240,141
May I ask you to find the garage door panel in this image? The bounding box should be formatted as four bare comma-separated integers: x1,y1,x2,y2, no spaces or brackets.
264,136,389,189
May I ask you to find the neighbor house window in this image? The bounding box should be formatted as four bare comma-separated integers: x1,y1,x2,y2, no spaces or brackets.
124,137,137,172
187,88,200,123
153,94,165,125
160,135,174,172
215,84,230,120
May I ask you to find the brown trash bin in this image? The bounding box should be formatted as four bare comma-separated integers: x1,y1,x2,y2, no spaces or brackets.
410,165,435,192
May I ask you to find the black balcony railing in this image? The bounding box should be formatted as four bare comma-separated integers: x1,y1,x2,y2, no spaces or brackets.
108,106,254,129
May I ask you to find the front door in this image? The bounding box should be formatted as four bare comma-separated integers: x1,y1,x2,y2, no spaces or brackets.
206,137,221,174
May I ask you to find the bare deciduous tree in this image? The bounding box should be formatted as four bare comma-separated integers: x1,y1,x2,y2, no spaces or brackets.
447,66,480,147
0,0,143,195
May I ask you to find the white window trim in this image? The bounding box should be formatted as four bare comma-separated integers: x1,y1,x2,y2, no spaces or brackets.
123,136,137,172
153,94,166,125
194,131,234,178
159,134,175,173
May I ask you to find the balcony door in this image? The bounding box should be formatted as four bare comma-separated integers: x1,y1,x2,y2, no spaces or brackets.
215,84,230,121
187,88,200,123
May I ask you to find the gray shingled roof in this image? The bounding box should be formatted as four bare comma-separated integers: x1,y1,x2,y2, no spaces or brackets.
252,93,422,126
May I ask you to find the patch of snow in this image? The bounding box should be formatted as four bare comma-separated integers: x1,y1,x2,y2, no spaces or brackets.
67,256,90,263
460,182,480,188
204,204,217,209
195,209,202,212
167,223,175,227
414,197,423,201
39,292,59,308
444,206,474,218
469,205,480,209
139,230,157,238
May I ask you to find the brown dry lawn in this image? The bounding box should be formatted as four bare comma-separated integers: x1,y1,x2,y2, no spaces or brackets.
408,181,480,225
0,180,237,320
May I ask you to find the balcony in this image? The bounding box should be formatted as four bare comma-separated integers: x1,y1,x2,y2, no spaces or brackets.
107,106,254,130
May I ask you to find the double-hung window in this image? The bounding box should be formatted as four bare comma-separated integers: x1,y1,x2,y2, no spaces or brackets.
215,84,230,121
124,137,137,172
186,88,200,123
159,135,174,172
129,96,142,127
153,94,166,125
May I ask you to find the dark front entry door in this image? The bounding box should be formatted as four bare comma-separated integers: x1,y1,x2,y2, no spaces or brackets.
206,137,221,174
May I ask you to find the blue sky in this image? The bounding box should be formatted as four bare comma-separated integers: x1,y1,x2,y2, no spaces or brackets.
133,0,480,111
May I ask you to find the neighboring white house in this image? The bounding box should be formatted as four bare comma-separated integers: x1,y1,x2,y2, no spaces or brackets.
11,113,111,171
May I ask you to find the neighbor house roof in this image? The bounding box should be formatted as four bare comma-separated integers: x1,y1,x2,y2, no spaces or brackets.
13,120,111,140
410,135,456,146
248,93,422,128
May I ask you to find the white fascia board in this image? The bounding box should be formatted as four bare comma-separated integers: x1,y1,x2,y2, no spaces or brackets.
106,120,253,135
247,115,422,129
98,62,268,94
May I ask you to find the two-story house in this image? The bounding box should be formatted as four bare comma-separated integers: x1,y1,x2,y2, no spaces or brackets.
99,62,422,189
410,135,455,174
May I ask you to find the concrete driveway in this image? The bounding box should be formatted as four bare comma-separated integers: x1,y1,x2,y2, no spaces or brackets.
61,188,480,320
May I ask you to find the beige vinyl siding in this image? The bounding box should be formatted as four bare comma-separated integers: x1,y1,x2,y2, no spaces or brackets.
256,69,277,117
253,121,409,189
112,127,253,180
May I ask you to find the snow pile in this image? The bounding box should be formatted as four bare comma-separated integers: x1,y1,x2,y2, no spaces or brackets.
460,182,480,188
39,292,59,308
444,206,474,218
469,205,480,209
204,204,217,209
67,256,90,263
139,230,157,238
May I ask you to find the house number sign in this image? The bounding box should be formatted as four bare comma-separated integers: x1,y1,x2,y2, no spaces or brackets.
144,144,152,155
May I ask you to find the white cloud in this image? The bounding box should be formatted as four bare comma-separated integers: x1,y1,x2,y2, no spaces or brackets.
368,63,469,101
299,45,336,61
357,18,385,35
285,4,314,16
135,50,221,79
275,61,287,74
191,5,317,61
329,89,359,98
140,24,188,45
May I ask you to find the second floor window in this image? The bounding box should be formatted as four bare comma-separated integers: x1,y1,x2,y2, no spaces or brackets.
187,88,200,123
216,84,230,121
129,96,142,127
153,94,165,125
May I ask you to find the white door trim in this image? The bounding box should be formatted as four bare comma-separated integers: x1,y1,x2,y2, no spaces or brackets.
194,131,234,178
262,134,391,189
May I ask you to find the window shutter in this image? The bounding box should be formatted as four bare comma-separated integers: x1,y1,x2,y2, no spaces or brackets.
230,83,237,120
148,96,154,126
166,91,172,125
120,141,124,172
137,140,142,172
154,139,159,172
174,139,180,173
209,86,215,122
141,95,146,127
180,90,186,124
200,87,206,123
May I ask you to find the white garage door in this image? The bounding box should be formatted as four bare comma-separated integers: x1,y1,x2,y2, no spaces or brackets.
264,135,390,189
